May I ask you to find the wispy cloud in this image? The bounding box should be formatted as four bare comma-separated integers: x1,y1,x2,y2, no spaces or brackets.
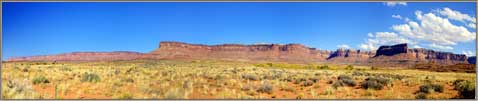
392,15,403,19
337,44,351,49
384,2,407,7
359,32,413,51
428,43,453,50
434,7,476,29
463,50,475,56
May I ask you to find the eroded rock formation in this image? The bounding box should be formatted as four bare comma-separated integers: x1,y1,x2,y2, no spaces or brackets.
6,41,473,67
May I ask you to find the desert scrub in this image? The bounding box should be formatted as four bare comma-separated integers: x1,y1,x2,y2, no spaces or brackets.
242,74,259,81
345,65,354,70
301,80,314,87
257,82,273,94
332,75,356,88
32,75,50,85
415,92,427,99
318,65,330,69
360,76,391,90
418,83,443,93
116,93,133,99
81,73,101,83
452,79,475,99
3,79,40,99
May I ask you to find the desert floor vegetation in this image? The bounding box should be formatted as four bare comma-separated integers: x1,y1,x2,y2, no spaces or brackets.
1,60,475,99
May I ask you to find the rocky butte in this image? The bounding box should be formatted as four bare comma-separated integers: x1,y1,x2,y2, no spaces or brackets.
6,41,474,67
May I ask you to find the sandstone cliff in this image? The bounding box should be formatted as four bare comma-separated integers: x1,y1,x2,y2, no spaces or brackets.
7,51,144,62
148,41,332,63
370,43,468,67
6,41,472,67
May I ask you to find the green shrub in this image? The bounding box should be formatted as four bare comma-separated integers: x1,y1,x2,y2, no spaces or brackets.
32,76,50,84
365,77,391,86
332,81,345,88
415,92,427,99
242,74,259,81
361,80,383,90
371,66,378,70
338,75,352,80
81,73,101,83
345,65,354,70
301,81,314,87
318,65,329,69
294,78,307,84
118,93,133,99
342,79,356,86
257,82,273,94
418,84,443,93
308,78,319,83
453,79,475,99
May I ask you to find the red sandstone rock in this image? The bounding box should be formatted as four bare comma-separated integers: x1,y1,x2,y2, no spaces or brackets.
6,41,471,67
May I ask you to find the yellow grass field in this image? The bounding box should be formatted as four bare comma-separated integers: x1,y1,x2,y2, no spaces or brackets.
1,60,476,99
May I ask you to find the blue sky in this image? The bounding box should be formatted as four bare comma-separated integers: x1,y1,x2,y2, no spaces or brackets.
2,2,476,59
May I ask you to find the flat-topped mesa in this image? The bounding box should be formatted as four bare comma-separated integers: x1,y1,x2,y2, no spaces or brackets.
149,41,330,63
374,43,408,57
7,51,144,62
326,48,375,63
371,43,468,66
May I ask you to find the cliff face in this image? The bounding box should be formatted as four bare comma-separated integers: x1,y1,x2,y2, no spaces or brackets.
149,41,332,63
370,44,468,66
7,51,144,62
326,49,375,63
6,41,471,67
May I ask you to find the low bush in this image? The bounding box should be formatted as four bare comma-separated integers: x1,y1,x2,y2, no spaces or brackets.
257,82,273,94
81,73,101,83
318,65,329,69
337,75,352,80
294,78,307,84
242,74,259,81
332,81,345,88
418,84,443,93
309,78,319,83
345,65,354,70
32,76,50,85
341,79,356,86
301,81,314,87
361,80,383,90
365,77,391,86
453,79,475,99
415,92,427,99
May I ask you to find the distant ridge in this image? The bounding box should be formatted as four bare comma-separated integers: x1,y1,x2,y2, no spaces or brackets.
7,41,473,67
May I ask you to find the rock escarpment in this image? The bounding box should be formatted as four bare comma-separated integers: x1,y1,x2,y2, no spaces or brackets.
149,41,333,63
7,41,473,67
7,51,144,62
370,44,469,67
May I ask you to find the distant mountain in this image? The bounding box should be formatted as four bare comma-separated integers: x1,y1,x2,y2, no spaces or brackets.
7,41,473,67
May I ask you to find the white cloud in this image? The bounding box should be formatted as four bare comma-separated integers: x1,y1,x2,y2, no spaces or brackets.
391,10,476,50
384,2,407,7
359,32,413,50
392,15,403,19
434,7,476,29
359,8,475,51
337,44,351,49
413,45,422,48
404,17,411,22
367,33,374,37
468,23,476,29
435,7,476,23
463,50,475,56
428,43,453,50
